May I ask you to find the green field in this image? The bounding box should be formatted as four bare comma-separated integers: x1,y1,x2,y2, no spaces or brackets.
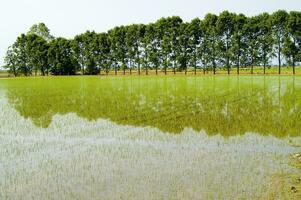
2,75,301,136
0,76,300,199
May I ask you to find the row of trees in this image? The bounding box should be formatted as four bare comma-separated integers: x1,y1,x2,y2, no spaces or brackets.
4,10,301,76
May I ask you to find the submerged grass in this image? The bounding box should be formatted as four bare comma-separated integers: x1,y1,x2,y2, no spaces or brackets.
0,76,301,199
0,95,300,199
1,75,301,137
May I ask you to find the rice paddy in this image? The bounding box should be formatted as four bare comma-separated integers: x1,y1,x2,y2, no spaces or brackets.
0,76,300,199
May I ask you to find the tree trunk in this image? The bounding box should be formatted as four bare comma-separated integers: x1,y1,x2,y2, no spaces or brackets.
173,62,175,75
194,56,197,75
213,60,216,75
13,69,17,77
293,58,295,75
41,66,45,76
82,61,84,75
227,57,230,75
278,44,281,75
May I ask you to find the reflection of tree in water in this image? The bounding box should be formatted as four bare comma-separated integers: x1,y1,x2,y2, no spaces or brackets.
4,76,301,137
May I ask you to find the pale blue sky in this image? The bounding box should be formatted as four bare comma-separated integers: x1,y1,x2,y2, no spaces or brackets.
1,0,301,66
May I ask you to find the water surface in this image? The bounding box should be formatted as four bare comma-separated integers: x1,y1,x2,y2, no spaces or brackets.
0,76,300,199
1,76,301,136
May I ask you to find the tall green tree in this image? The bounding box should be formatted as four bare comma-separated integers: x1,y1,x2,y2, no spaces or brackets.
25,34,49,76
177,22,190,74
257,13,273,74
283,11,301,74
4,46,19,76
72,31,99,75
187,18,202,74
126,24,145,74
230,14,247,74
217,11,236,74
48,37,78,75
27,22,54,41
7,34,33,76
144,23,160,74
96,33,111,75
271,10,289,74
108,26,128,75
156,17,182,75
244,16,261,74
202,14,219,74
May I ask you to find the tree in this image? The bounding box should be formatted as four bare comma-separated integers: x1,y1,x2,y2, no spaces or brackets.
144,23,160,75
271,10,289,74
96,33,111,75
217,11,236,74
155,17,183,75
177,22,191,74
168,17,183,74
257,13,273,74
27,23,54,41
72,31,100,75
244,16,262,74
4,46,19,76
108,26,128,75
230,13,247,74
25,34,49,76
283,11,301,74
10,34,32,76
187,18,202,74
126,24,145,75
5,11,301,77
48,37,78,75
202,14,219,74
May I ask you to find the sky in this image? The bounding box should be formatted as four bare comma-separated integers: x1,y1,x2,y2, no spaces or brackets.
1,0,301,66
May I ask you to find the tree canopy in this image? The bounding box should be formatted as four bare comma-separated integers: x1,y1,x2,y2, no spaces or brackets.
4,11,301,76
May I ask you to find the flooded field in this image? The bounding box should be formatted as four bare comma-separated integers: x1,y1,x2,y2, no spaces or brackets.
0,76,300,199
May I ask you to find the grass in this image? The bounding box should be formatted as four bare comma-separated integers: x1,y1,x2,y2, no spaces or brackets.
1,75,301,137
0,75,300,199
0,96,300,199
267,153,301,199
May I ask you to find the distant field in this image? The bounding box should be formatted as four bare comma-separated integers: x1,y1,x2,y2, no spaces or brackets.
1,67,301,77
99,66,301,76
0,70,9,77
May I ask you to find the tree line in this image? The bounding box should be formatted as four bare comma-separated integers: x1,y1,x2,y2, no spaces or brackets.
3,10,301,76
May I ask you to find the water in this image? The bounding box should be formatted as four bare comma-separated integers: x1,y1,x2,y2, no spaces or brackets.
0,76,300,199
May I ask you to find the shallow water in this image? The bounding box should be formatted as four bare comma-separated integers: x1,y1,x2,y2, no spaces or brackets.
1,76,301,136
0,76,300,199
